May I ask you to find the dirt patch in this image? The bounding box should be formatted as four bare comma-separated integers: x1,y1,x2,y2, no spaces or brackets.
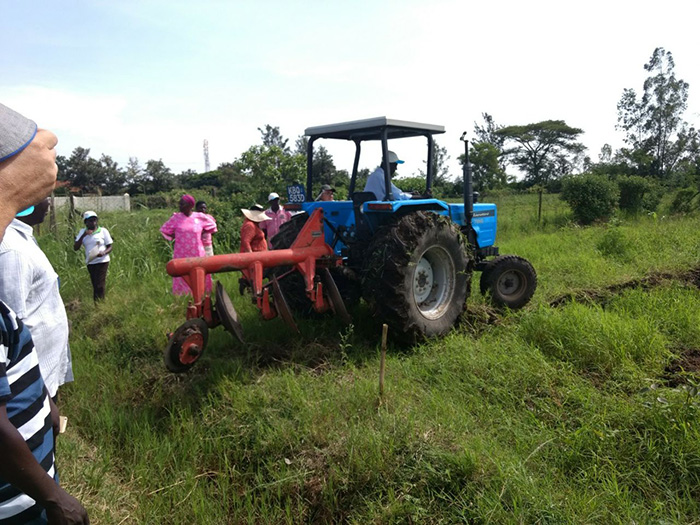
663,347,700,387
461,303,503,336
549,264,700,308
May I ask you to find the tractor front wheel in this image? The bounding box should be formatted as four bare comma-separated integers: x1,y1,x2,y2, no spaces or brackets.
479,255,537,309
362,212,471,342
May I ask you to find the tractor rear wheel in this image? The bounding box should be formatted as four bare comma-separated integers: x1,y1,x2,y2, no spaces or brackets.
362,212,471,342
269,213,313,314
270,213,360,315
479,255,536,309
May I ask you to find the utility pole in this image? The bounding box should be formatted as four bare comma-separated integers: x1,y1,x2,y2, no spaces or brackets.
203,139,210,173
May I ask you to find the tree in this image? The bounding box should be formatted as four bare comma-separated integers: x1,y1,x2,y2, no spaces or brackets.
99,154,126,194
234,145,305,204
62,147,103,194
417,140,451,185
496,120,585,187
473,112,508,172
258,124,289,153
124,157,145,194
462,142,509,192
310,145,338,187
143,159,174,193
617,47,695,179
294,135,309,156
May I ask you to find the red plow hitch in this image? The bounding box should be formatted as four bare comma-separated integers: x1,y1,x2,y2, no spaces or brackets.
164,208,349,371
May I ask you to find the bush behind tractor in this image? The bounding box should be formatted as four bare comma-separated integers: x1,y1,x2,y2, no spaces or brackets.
163,117,536,372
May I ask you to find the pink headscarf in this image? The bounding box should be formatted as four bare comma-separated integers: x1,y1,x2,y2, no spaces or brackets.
181,194,195,207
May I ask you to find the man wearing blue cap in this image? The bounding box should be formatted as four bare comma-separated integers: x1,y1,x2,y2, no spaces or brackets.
0,103,89,524
363,150,414,201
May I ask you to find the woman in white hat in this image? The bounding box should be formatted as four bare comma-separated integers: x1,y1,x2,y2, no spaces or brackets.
73,210,114,301
240,205,271,253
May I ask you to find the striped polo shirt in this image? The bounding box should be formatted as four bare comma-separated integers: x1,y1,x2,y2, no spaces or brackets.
0,301,55,524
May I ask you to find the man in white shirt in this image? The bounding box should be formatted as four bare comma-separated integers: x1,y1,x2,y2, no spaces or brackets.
363,150,414,201
261,192,292,241
0,101,89,524
0,198,73,400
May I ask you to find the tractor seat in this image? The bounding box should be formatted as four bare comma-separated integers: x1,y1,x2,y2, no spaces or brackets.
351,191,376,207
351,192,376,237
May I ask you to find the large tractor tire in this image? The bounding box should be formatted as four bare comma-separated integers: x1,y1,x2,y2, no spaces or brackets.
479,255,537,309
269,213,361,315
362,211,472,342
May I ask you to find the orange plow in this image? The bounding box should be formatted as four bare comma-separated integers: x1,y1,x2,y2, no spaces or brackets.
163,208,350,372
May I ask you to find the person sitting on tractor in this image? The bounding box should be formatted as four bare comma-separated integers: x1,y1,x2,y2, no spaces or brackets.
363,150,429,201
315,184,335,201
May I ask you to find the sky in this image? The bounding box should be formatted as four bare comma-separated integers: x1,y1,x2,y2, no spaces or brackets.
2,0,699,181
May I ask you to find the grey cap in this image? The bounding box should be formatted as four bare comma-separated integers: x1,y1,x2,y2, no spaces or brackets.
0,103,38,162
320,184,335,192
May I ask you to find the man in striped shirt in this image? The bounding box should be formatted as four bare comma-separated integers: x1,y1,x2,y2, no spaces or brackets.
0,103,88,524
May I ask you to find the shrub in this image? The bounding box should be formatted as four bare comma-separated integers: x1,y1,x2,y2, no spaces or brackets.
618,175,659,213
596,227,632,262
670,188,698,214
560,174,619,225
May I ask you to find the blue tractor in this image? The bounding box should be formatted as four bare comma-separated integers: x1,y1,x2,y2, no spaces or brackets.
272,117,536,341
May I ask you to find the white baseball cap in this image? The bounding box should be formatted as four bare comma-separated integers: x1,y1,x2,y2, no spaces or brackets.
83,210,98,220
267,192,280,202
387,151,404,164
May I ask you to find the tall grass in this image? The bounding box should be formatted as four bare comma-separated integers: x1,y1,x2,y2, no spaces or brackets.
39,200,700,523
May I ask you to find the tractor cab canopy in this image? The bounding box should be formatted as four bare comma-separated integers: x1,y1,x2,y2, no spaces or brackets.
304,117,445,201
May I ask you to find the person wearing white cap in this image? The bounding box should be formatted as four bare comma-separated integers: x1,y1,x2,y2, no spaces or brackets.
363,150,413,201
74,210,114,301
0,103,89,523
260,191,292,241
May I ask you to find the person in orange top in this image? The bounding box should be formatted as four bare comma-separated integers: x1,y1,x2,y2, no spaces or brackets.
240,206,271,253
239,206,271,294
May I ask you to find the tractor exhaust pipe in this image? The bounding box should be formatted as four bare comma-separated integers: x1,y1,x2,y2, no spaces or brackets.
460,132,475,246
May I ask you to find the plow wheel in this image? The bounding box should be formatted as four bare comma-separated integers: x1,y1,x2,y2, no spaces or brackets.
164,318,209,373
362,212,471,342
215,281,244,343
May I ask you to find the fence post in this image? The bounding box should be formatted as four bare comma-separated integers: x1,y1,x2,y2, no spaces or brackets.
50,191,57,238
538,188,543,224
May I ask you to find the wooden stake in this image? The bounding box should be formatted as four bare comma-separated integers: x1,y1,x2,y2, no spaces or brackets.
379,324,388,397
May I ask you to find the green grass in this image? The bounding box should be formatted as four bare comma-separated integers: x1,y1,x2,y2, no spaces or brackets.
40,199,700,523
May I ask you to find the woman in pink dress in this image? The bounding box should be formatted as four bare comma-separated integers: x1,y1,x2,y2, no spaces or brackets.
160,194,218,295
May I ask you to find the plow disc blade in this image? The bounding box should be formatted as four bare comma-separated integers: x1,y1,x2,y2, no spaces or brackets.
322,269,352,325
271,276,299,333
164,318,209,373
215,281,245,344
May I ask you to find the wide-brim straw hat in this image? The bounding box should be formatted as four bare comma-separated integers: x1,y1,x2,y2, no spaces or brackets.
241,208,271,223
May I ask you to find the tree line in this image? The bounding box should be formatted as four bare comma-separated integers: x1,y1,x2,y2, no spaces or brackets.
57,47,699,202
